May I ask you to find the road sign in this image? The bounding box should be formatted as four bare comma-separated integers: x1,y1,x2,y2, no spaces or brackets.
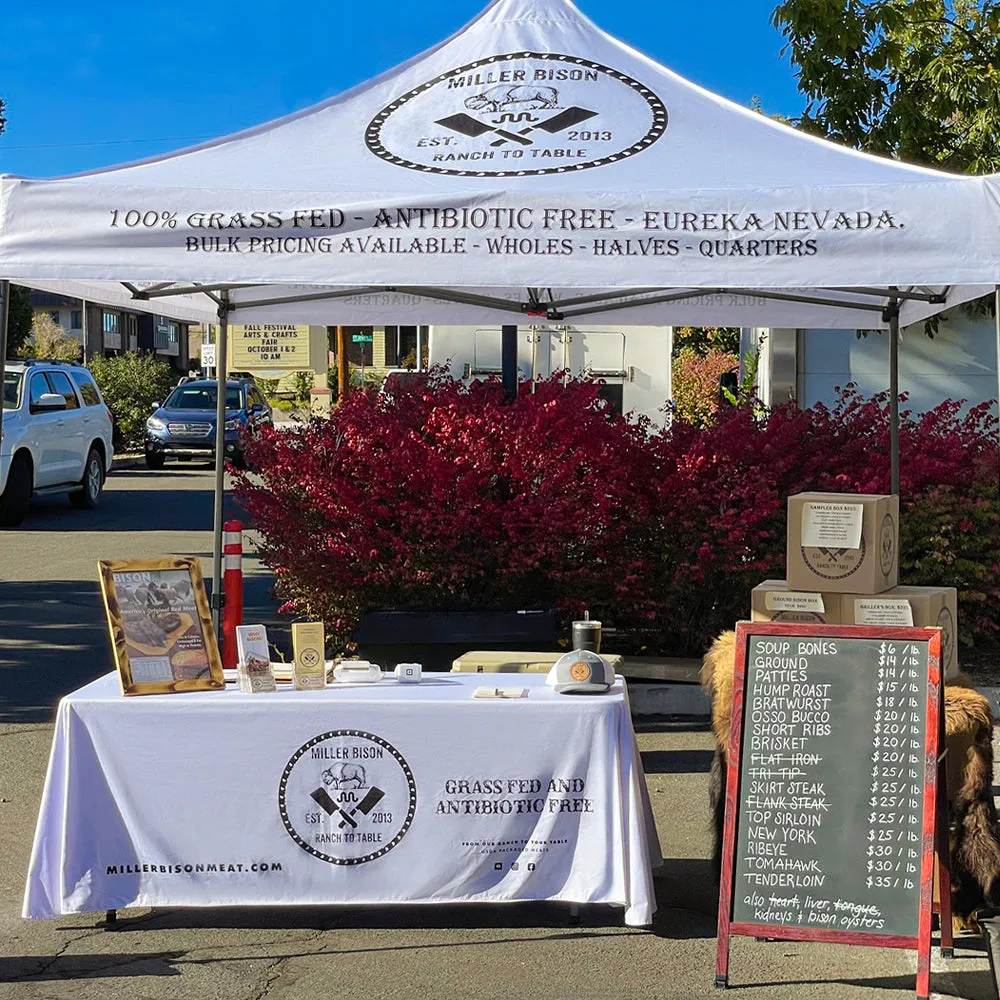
352,334,373,343
200,343,216,367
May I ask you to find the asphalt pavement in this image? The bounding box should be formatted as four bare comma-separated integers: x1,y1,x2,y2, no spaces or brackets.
0,464,995,999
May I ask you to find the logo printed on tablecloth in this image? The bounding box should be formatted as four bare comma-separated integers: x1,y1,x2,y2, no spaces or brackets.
366,52,667,177
279,731,416,865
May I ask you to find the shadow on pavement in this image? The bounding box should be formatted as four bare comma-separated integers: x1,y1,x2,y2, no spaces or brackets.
58,901,632,934
1,952,185,982
0,580,111,724
0,571,281,723
640,749,714,774
7,485,216,534
729,970,995,998
2,926,629,982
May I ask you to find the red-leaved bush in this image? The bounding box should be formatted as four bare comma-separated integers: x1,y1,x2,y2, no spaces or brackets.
235,377,999,658
236,373,661,646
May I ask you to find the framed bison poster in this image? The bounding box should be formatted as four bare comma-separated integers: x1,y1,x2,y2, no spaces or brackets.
98,557,224,696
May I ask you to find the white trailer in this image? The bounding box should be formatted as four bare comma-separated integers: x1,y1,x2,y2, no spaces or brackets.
428,324,673,425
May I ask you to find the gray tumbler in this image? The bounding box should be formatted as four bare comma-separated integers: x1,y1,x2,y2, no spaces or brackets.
571,619,602,653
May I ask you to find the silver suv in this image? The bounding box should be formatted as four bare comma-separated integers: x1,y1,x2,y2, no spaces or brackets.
0,360,114,527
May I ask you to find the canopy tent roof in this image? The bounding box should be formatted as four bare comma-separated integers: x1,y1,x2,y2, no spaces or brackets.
1,0,998,329
20,280,217,325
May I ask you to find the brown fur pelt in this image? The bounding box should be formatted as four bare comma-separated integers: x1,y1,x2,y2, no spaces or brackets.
702,629,1000,928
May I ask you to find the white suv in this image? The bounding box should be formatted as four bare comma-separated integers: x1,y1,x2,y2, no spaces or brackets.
0,361,114,527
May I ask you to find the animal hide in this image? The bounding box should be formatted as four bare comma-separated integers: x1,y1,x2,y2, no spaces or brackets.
701,630,1000,928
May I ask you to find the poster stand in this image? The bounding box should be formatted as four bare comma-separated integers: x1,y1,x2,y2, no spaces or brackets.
714,622,947,1000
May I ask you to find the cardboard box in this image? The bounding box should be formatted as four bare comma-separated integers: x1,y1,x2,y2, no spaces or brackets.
787,492,899,594
839,585,959,679
750,580,841,624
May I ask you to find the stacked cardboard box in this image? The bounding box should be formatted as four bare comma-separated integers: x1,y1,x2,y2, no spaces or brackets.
750,492,959,678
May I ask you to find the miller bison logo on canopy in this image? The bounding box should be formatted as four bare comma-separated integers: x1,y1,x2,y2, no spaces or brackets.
279,731,416,866
366,52,668,177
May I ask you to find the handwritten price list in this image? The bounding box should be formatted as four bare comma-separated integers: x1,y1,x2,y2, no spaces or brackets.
731,636,928,938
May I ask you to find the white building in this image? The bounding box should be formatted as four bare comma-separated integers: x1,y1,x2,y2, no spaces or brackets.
748,310,999,417
429,324,673,425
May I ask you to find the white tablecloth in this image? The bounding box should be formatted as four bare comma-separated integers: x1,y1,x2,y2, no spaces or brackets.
24,672,660,926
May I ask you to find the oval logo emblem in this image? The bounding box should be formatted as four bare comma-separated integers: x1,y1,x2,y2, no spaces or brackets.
366,51,667,177
801,537,867,581
570,660,591,682
279,730,416,866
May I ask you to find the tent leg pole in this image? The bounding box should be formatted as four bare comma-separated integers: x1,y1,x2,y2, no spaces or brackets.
0,278,10,458
888,293,900,497
0,281,9,454
211,292,231,639
995,286,999,460
502,325,518,401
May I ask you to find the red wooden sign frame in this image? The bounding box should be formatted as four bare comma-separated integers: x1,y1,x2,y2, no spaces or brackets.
715,621,946,1000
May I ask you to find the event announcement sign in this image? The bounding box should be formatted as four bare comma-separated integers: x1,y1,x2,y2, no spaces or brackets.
229,325,311,370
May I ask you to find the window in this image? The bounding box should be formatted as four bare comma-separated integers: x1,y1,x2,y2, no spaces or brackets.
70,370,102,406
165,385,243,410
45,371,80,409
70,310,82,330
49,311,61,326
383,326,423,368
125,313,139,351
102,311,121,349
2,371,22,410
153,316,180,355
28,373,50,407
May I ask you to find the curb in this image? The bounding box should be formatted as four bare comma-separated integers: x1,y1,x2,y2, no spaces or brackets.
111,455,145,471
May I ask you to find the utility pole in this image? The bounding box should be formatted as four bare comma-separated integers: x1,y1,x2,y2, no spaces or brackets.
337,326,349,401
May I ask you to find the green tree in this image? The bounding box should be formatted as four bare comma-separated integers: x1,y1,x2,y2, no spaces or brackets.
5,285,33,357
89,352,179,451
17,313,81,361
772,0,1000,173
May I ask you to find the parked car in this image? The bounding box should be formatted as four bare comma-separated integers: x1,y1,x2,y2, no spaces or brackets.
144,378,271,469
0,360,115,527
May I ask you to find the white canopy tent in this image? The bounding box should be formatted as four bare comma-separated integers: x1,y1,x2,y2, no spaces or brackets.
2,0,998,627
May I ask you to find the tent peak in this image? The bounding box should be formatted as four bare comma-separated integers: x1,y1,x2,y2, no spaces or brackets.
476,0,591,25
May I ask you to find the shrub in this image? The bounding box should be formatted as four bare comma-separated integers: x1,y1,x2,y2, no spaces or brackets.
671,347,738,426
234,378,999,658
89,352,179,451
234,373,659,648
643,388,999,654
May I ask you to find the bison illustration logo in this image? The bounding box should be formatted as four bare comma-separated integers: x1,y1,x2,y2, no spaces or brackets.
464,85,558,113
321,762,366,789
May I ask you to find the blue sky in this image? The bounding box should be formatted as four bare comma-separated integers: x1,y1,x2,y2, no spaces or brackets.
0,0,804,178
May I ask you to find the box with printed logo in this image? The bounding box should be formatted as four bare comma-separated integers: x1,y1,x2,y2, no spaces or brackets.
750,580,841,624
292,621,326,690
838,585,959,679
786,492,898,595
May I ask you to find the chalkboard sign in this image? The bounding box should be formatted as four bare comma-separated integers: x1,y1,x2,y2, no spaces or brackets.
715,622,945,1000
